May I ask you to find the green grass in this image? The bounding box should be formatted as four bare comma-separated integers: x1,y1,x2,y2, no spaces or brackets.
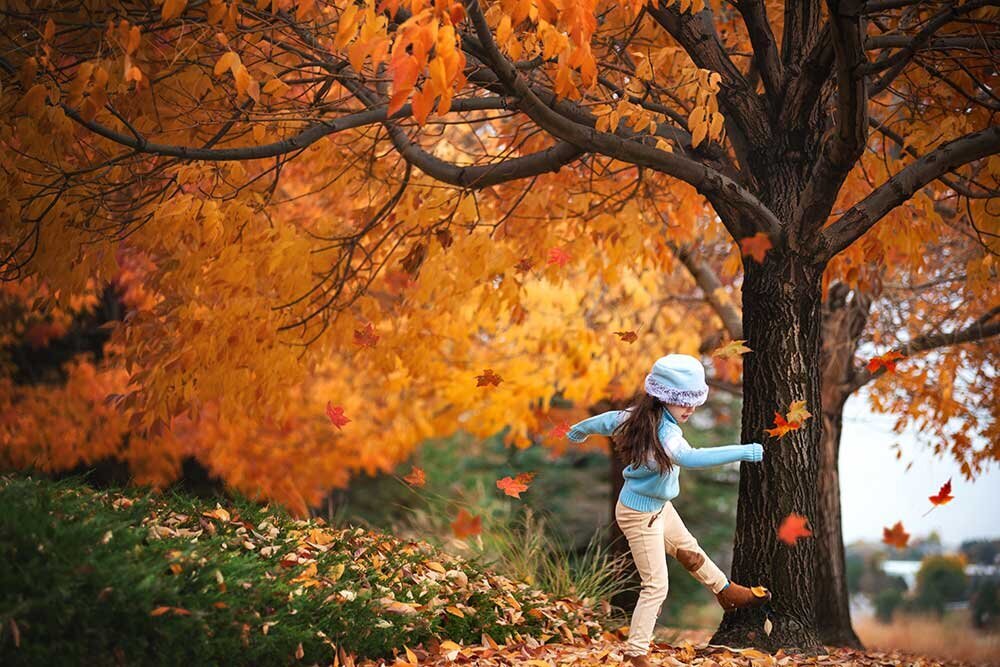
0,475,603,666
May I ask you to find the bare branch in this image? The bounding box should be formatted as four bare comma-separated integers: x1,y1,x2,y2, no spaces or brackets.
818,126,1000,262
847,305,1000,393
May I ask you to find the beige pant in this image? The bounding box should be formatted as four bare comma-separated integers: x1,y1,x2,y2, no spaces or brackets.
615,499,729,656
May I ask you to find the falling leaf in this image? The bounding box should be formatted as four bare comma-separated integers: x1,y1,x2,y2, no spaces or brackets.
739,232,773,263
403,465,426,487
353,322,379,348
712,339,752,358
325,402,351,429
514,258,534,273
475,369,503,387
929,478,954,506
763,617,773,636
866,350,906,374
549,421,570,439
451,509,482,539
785,400,812,424
614,330,637,343
883,521,910,549
547,247,571,267
777,513,812,546
765,412,799,438
295,642,304,660
497,475,530,498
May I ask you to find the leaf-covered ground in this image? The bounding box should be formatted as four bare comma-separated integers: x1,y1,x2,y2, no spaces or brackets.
0,475,988,667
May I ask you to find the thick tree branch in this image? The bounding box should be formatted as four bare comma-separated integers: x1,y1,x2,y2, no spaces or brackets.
793,0,869,240
847,306,1000,393
735,0,784,100
645,0,771,161
818,126,1000,262
779,23,833,130
782,0,824,72
461,0,782,241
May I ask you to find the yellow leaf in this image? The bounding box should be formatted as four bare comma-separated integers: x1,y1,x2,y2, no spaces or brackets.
785,400,811,425
405,646,418,665
425,560,447,573
328,562,346,581
445,605,464,617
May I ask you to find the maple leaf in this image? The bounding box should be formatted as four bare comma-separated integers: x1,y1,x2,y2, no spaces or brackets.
712,339,752,358
785,400,812,424
765,412,799,438
353,322,379,348
777,513,812,546
325,402,350,429
739,232,773,263
614,330,637,343
497,475,530,498
450,509,482,539
549,421,570,439
475,369,503,387
923,478,955,516
866,350,906,374
882,521,910,549
403,465,426,487
514,258,534,273
547,247,571,267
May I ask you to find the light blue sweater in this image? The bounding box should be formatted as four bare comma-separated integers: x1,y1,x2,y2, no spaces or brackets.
567,407,763,512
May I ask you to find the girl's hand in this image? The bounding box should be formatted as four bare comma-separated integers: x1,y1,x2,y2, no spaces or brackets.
742,443,764,463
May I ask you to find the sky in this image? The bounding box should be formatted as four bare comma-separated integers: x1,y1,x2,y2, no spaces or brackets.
839,390,1000,548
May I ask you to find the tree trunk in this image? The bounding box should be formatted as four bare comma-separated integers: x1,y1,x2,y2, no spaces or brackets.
814,283,870,647
711,250,826,650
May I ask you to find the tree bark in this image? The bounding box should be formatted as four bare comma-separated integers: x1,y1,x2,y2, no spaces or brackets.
711,250,826,650
814,283,870,647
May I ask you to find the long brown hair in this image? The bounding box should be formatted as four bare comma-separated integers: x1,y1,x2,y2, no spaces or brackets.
611,391,673,473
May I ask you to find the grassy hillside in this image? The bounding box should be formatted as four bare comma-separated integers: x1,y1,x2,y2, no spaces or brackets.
0,475,602,666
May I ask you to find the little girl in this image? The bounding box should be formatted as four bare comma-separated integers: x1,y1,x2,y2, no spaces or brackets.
567,353,770,666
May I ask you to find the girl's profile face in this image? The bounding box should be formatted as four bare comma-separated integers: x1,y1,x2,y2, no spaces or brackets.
665,403,695,423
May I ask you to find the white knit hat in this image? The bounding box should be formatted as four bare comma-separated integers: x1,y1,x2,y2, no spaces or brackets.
644,354,709,407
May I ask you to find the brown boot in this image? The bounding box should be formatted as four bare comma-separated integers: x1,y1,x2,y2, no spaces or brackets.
626,654,654,667
716,581,771,611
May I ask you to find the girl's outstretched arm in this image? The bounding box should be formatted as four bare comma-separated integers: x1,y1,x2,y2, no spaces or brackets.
566,410,626,442
664,434,763,468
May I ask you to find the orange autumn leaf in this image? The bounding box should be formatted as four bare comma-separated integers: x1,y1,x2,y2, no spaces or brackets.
866,350,906,374
929,478,954,506
739,232,773,263
150,606,191,617
765,412,799,438
882,521,910,549
785,400,812,424
325,402,350,429
614,330,637,343
450,509,482,539
403,465,426,487
475,368,502,387
777,513,812,546
496,474,532,498
549,420,570,439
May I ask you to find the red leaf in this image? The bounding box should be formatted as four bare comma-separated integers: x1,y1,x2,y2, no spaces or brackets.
882,521,910,549
547,247,571,267
353,322,379,348
614,330,637,343
325,402,351,429
403,465,426,487
866,350,906,374
514,258,534,273
497,474,532,498
929,478,954,506
450,509,482,539
777,513,812,546
475,368,503,387
765,412,800,438
550,420,570,439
